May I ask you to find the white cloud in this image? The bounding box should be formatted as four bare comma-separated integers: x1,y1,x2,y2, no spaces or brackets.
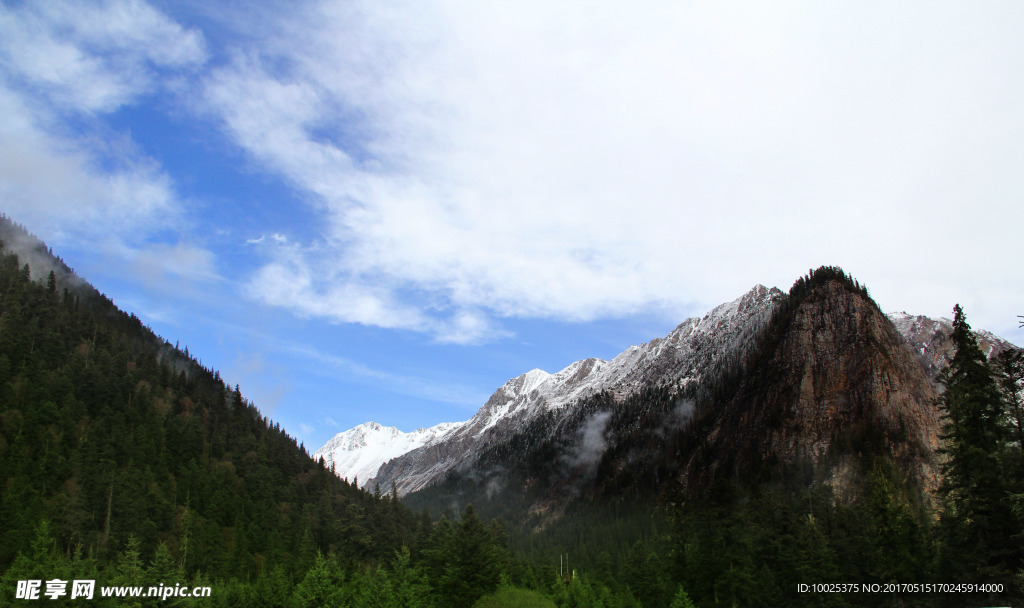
0,0,205,113
0,85,178,240
0,0,214,282
128,241,221,284
202,1,1024,338
246,245,429,332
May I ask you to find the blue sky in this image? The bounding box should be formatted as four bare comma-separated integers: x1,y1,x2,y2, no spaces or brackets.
1,1,1022,451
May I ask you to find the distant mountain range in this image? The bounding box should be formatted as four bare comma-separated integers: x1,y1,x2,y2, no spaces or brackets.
315,284,781,494
315,278,1016,502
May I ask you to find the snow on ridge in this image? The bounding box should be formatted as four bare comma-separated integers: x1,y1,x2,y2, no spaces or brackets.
886,310,1018,371
465,285,784,438
314,420,463,485
317,284,786,493
521,368,551,394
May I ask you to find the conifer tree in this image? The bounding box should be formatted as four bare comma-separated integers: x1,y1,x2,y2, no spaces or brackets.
292,551,345,608
437,505,509,606
937,305,1018,585
111,535,146,588
670,584,697,608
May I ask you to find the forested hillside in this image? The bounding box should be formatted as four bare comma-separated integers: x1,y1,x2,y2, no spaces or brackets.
0,217,539,606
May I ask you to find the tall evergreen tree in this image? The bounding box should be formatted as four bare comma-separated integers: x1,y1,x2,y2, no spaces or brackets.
936,305,1019,585
292,552,346,608
437,505,509,606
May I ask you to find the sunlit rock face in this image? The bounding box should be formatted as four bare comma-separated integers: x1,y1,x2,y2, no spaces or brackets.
687,279,944,502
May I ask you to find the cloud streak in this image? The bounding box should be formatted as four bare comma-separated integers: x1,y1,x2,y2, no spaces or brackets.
564,411,613,472
285,343,489,410
0,0,205,113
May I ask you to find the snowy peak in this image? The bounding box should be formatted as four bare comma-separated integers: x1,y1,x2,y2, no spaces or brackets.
556,357,607,390
331,421,399,450
468,357,612,438
363,284,787,495
483,368,552,409
313,420,461,485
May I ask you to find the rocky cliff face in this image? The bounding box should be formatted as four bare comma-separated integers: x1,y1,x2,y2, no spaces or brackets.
690,277,944,501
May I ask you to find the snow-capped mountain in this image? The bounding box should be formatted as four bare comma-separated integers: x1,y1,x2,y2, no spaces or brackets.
459,283,783,436
316,285,1020,497
317,284,785,494
312,421,461,486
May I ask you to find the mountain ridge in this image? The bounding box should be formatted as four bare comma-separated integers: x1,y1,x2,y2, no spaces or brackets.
319,284,785,494
317,277,1019,499
395,268,1022,547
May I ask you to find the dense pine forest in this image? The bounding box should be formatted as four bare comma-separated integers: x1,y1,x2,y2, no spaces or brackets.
1,216,1022,607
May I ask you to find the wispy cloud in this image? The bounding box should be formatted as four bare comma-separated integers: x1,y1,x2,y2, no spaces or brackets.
563,411,613,472
198,0,1024,340
0,85,178,241
286,343,489,410
0,0,205,113
0,0,211,274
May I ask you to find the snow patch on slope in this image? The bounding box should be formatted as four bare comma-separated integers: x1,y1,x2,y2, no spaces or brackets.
887,311,1017,380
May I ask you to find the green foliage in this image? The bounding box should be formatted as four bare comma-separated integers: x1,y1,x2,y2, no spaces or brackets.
292,552,345,608
996,347,1024,447
473,586,557,608
349,547,432,608
431,504,511,606
669,584,696,608
666,470,947,608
